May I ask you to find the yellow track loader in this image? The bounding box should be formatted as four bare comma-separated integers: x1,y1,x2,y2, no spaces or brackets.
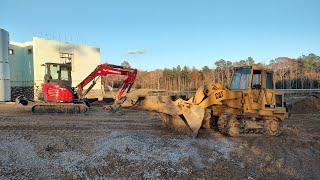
123,64,288,137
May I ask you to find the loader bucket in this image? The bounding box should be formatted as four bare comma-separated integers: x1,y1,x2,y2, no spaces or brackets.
159,105,204,135
160,113,191,133
160,106,205,135
180,104,205,134
127,96,205,135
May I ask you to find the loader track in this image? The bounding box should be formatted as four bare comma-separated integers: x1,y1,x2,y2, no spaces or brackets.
217,113,282,136
217,113,240,137
217,113,229,135
264,117,282,136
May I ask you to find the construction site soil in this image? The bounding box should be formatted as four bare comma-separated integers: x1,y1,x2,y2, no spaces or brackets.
289,97,320,114
0,100,319,179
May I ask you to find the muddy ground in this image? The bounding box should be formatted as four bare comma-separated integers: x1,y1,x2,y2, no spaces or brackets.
0,103,319,179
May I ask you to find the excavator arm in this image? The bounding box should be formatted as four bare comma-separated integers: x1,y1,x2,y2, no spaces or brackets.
75,63,138,102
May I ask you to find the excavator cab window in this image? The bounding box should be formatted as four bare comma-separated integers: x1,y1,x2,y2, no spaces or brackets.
230,67,251,90
45,63,71,82
60,66,70,81
44,63,72,87
49,65,59,80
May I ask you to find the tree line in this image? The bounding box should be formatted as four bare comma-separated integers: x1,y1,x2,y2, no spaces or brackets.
102,53,320,92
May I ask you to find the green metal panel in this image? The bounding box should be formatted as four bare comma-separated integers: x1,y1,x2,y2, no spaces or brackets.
8,43,34,87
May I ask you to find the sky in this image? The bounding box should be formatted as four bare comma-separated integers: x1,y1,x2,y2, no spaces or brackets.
1,0,319,70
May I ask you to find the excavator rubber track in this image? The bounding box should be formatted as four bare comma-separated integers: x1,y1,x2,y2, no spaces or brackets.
32,103,88,113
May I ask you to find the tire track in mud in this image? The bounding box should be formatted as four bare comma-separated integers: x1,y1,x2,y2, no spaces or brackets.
0,120,165,135
0,108,163,131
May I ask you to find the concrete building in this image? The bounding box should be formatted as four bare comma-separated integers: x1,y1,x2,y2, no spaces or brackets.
9,37,102,100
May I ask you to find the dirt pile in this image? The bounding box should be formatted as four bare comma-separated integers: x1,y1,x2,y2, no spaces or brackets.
290,97,320,114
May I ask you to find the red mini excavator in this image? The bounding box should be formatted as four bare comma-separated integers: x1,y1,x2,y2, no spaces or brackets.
18,62,137,113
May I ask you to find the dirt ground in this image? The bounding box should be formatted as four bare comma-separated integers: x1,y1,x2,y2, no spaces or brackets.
0,102,319,179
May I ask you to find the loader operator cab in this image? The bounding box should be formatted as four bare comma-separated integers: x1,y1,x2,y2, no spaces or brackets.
229,65,283,108
43,62,72,88
230,65,274,90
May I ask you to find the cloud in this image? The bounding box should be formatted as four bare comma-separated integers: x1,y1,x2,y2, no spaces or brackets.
126,48,147,55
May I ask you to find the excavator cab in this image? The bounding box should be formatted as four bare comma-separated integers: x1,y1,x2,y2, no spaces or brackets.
43,62,72,88
40,62,74,103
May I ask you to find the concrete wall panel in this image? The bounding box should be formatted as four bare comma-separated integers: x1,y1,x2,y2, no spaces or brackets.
32,38,102,100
